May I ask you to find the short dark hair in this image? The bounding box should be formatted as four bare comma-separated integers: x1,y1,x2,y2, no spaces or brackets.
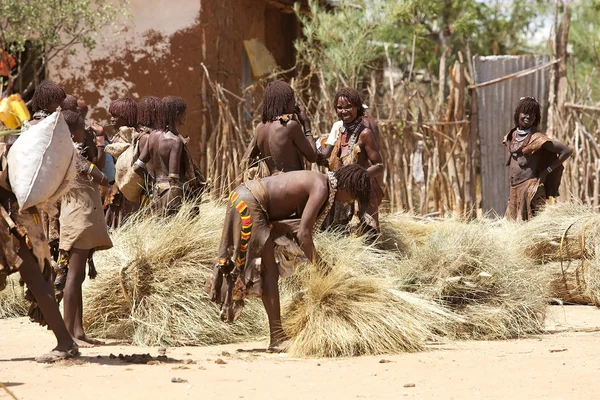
158,96,187,132
138,96,161,129
262,80,294,124
109,97,138,127
334,164,371,216
334,87,365,118
31,80,66,112
514,96,541,128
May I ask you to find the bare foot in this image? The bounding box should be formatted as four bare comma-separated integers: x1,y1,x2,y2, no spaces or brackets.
74,337,104,348
267,339,291,354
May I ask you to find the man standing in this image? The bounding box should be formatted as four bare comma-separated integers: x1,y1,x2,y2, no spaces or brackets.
206,164,371,352
242,80,328,179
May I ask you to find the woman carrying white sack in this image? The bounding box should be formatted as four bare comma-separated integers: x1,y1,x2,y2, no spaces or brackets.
0,82,79,362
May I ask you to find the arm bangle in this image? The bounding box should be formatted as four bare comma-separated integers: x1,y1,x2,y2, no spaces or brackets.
134,159,147,170
87,163,95,175
547,166,553,173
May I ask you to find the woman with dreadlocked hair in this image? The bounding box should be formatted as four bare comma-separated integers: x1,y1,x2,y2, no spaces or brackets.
29,80,66,124
241,80,327,180
132,95,205,214
206,164,370,352
504,96,572,221
55,110,112,348
138,96,160,132
130,96,162,203
319,87,384,241
103,97,140,229
28,81,67,256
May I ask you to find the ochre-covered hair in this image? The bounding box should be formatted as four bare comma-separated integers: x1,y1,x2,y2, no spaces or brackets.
138,96,161,129
514,96,541,128
262,80,294,124
334,87,365,118
61,94,78,111
334,163,371,216
158,96,187,132
62,110,84,131
31,80,67,112
109,97,138,127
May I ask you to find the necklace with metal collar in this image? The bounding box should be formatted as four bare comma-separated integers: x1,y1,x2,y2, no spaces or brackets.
313,171,338,234
515,128,532,142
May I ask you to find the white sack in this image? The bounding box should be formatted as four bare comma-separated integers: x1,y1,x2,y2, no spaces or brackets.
7,111,76,211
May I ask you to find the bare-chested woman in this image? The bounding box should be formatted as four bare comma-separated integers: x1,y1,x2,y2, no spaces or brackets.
242,80,328,179
320,88,384,238
134,96,204,214
206,164,371,351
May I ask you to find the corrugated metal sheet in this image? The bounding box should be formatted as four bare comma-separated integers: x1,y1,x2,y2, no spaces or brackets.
474,55,550,216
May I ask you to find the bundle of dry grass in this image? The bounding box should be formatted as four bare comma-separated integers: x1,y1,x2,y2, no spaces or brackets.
514,203,600,262
378,212,439,255
83,202,267,346
282,264,458,357
281,232,460,357
0,274,28,318
513,203,600,305
395,222,550,340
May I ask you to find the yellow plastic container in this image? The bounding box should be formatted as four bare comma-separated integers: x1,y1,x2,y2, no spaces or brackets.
9,94,30,124
0,97,19,129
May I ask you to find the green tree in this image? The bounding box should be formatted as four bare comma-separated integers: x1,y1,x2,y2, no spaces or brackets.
0,0,129,96
566,0,600,97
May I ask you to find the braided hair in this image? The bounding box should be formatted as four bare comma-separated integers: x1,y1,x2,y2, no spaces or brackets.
514,96,541,128
61,94,78,111
334,87,365,118
31,80,66,112
109,97,138,128
158,96,187,132
138,96,161,129
262,80,294,124
334,164,371,216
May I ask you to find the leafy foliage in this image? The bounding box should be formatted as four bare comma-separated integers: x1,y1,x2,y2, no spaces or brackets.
0,0,129,94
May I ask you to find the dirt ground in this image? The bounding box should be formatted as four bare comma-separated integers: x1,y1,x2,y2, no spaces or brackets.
1,306,600,400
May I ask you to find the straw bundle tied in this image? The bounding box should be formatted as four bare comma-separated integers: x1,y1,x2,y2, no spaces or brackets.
514,203,600,305
0,274,28,318
395,222,550,340
83,202,268,346
282,261,460,357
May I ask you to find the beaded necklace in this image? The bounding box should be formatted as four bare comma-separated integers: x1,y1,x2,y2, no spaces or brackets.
313,171,338,234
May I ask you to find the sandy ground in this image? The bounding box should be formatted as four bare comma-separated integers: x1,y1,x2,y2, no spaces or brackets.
2,306,600,400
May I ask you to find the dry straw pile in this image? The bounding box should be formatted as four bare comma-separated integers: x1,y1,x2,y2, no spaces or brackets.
83,202,267,346
514,203,600,305
74,200,600,356
282,233,461,357
83,203,461,356
0,274,28,318
392,220,550,340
